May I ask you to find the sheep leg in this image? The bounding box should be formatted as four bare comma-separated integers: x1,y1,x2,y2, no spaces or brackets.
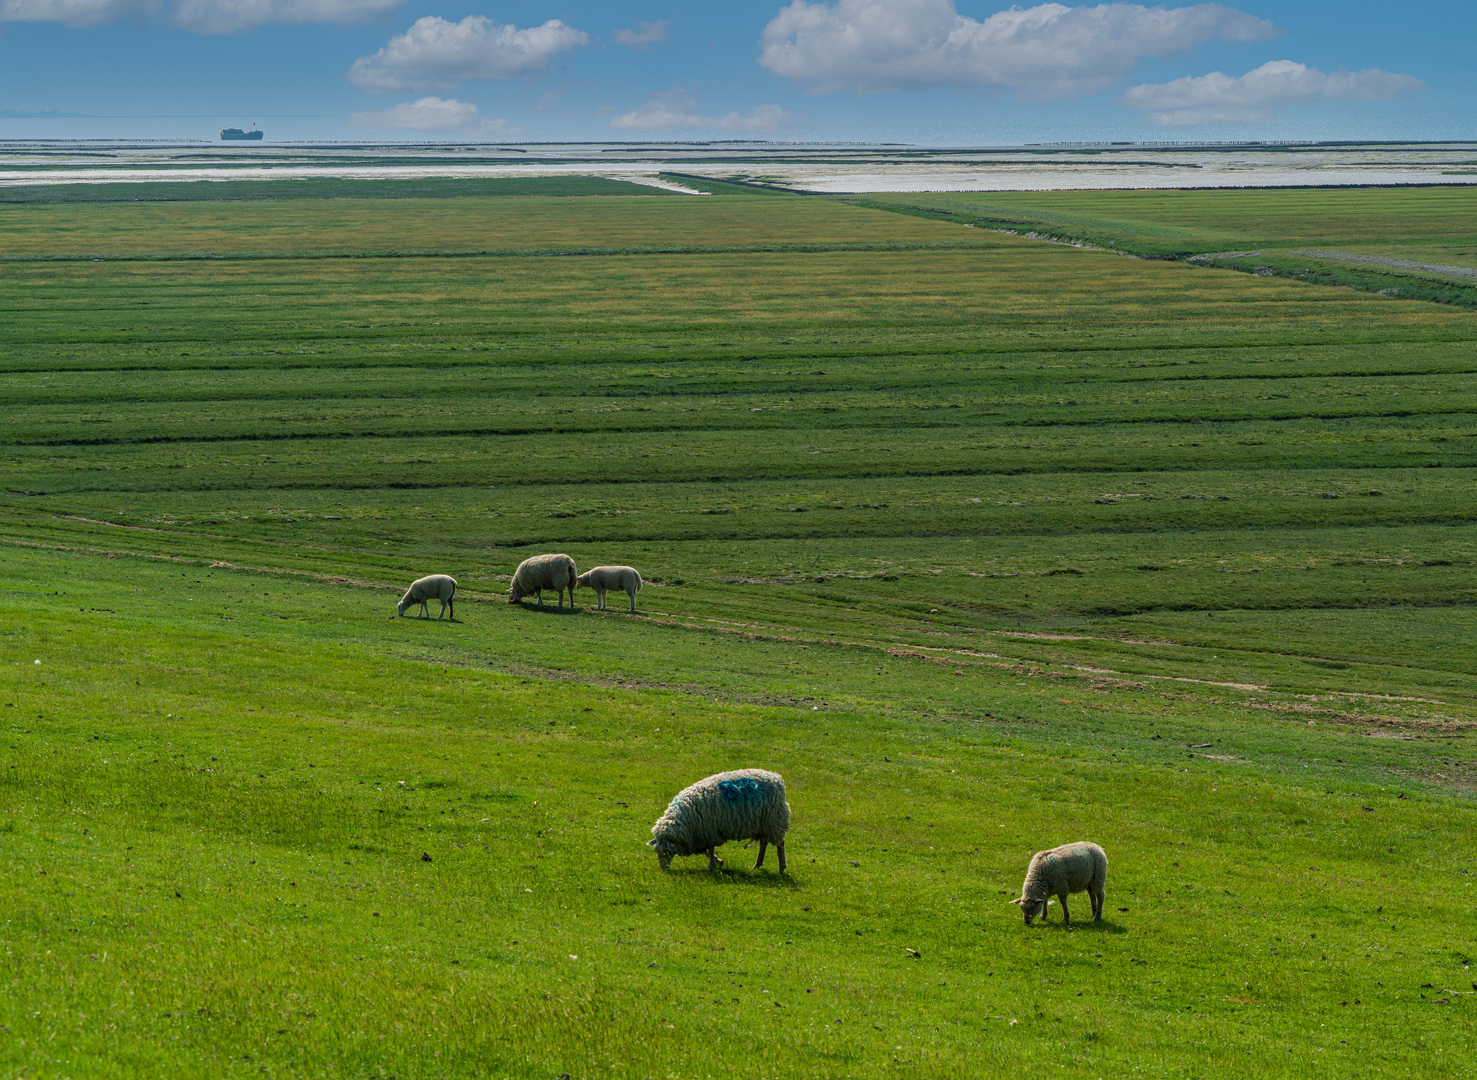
536,589,544,607
706,848,723,871
628,588,637,612
776,840,786,874
1059,893,1071,925
418,599,429,617
1091,885,1104,922
753,839,767,869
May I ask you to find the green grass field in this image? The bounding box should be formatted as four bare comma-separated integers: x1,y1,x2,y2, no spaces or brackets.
858,186,1477,307
2,180,1474,1078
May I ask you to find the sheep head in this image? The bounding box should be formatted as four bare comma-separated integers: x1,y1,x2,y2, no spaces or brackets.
1011,896,1048,925
646,836,675,870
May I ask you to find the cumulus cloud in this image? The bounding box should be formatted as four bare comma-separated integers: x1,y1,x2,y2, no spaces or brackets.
758,0,1278,98
347,15,589,93
346,95,519,135
0,0,399,30
609,87,791,133
0,0,158,27
613,18,669,47
1124,59,1424,125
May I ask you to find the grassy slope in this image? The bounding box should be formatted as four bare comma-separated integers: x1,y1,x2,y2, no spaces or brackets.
1,188,1475,1078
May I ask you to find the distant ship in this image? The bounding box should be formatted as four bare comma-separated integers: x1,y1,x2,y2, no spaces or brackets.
221,126,263,141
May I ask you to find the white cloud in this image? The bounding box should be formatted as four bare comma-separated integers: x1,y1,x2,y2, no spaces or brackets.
613,18,669,47
0,0,158,28
0,0,399,30
609,86,791,133
171,0,401,34
347,15,589,93
346,95,519,135
1123,59,1424,125
758,0,1278,98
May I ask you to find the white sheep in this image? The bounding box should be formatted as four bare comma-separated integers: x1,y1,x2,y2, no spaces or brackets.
397,574,457,619
1010,841,1107,925
508,553,578,608
575,565,643,612
648,768,790,873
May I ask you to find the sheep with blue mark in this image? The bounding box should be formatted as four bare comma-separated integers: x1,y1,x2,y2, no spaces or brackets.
1011,841,1107,925
648,768,790,873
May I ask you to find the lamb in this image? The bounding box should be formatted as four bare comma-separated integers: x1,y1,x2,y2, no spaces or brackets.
397,574,457,619
648,768,790,873
508,553,578,609
575,565,643,612
1011,841,1107,925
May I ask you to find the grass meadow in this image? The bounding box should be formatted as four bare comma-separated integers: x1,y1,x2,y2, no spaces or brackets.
859,186,1477,308
1,180,1475,1078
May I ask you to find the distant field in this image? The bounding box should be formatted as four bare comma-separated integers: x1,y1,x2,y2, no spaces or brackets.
860,185,1477,306
1,184,1474,1078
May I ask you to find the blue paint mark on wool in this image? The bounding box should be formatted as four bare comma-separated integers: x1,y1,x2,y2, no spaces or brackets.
718,777,762,804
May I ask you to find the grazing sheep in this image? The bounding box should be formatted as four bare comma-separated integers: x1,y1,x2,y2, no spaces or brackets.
1011,841,1107,926
648,768,790,873
397,574,457,619
575,565,643,612
508,553,578,609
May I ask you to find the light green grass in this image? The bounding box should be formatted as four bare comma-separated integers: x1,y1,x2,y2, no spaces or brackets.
1,185,1474,1077
4,545,1475,1079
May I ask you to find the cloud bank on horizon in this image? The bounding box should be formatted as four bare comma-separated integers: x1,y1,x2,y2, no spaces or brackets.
347,94,518,135
609,87,791,134
0,0,1436,139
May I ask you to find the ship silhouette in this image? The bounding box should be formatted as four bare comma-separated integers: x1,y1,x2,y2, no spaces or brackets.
221,125,263,141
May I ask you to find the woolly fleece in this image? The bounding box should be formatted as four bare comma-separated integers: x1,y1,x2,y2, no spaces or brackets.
575,565,643,611
1012,841,1107,925
509,553,578,608
649,768,790,873
397,574,457,619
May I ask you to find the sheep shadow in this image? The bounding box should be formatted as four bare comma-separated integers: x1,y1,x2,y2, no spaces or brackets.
510,601,580,615
1031,919,1128,935
667,867,799,889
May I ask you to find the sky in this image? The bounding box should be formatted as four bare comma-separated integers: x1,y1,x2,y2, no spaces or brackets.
0,1,1469,144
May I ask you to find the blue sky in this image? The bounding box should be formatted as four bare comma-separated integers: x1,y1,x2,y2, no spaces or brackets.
0,1,1468,143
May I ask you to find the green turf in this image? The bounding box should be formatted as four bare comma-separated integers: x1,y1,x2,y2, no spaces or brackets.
1,185,1474,1077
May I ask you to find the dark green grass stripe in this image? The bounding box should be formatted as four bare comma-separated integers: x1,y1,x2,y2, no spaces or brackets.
5,403,1475,447
0,240,1006,264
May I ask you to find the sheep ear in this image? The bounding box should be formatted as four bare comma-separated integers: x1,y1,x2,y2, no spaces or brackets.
646,838,657,847
1008,898,1022,906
